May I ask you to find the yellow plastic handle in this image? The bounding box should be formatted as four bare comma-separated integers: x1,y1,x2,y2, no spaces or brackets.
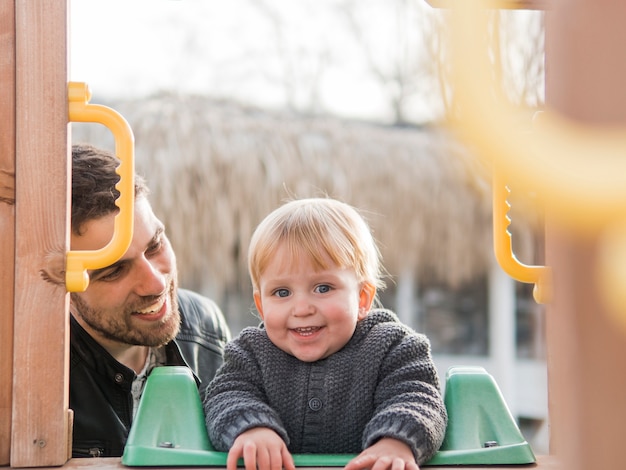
447,4,626,233
66,82,135,292
493,170,551,304
446,2,626,318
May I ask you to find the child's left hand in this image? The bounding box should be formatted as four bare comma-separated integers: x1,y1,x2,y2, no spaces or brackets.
344,438,419,470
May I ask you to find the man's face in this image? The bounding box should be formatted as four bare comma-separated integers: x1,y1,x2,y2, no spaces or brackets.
70,197,180,348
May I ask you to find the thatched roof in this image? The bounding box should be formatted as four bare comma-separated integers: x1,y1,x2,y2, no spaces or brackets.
72,93,533,305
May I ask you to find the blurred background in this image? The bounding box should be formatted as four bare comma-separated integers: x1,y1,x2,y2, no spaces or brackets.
70,0,547,453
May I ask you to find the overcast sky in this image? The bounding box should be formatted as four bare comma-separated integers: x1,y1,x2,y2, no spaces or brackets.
70,0,443,124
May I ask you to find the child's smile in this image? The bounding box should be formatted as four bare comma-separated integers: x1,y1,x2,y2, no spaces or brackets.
254,243,372,362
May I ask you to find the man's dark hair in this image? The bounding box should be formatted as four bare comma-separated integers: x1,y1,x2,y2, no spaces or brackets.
71,143,148,235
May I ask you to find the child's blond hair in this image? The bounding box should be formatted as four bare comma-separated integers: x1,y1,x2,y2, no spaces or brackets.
248,198,385,295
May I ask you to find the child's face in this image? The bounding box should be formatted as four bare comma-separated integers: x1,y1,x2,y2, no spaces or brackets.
254,243,375,362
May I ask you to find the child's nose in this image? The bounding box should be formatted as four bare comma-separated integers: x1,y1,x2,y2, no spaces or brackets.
293,294,315,316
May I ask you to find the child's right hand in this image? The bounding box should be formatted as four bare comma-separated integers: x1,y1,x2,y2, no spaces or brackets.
227,427,295,470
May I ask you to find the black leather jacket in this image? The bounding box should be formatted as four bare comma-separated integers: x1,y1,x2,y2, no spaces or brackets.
69,289,231,458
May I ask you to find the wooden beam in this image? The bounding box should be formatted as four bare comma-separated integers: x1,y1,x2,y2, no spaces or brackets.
424,0,550,10
544,1,626,469
4,454,562,470
0,0,16,465
11,0,71,466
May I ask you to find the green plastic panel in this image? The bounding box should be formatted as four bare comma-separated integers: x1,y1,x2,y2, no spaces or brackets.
121,365,535,467
425,366,536,465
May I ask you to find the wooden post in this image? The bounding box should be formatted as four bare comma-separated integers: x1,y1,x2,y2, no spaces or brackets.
544,1,626,469
0,0,16,465
11,0,71,466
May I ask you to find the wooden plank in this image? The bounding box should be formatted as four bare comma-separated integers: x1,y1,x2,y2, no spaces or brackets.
4,455,559,470
544,1,626,469
11,0,70,466
0,0,16,465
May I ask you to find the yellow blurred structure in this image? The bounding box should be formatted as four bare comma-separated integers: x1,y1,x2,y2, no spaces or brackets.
443,1,626,470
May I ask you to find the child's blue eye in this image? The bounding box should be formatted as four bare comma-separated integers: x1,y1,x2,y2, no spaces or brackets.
315,284,331,294
275,288,290,298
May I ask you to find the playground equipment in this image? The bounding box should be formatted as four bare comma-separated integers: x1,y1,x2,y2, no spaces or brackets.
121,366,534,467
493,170,551,304
3,0,626,469
66,82,135,293
62,78,538,467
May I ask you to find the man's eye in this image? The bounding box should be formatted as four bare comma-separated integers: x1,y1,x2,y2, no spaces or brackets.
315,284,332,294
147,239,163,255
273,288,290,298
96,265,126,282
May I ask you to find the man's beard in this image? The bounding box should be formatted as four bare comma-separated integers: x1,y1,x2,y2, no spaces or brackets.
70,279,181,347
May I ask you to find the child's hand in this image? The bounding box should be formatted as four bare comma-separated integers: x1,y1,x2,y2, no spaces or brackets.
227,427,295,470
344,438,419,470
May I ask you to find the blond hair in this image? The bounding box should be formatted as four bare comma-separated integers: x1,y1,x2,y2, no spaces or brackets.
248,198,385,295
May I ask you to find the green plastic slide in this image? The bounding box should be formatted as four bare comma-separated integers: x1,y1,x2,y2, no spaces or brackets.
121,365,535,467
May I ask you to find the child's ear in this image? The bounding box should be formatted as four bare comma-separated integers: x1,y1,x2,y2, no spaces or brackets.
358,282,376,320
253,291,265,320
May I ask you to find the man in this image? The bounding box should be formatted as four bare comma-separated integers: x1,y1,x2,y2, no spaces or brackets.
69,144,231,457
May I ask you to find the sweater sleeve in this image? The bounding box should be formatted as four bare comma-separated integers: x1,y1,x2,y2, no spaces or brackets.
203,329,290,451
362,328,447,465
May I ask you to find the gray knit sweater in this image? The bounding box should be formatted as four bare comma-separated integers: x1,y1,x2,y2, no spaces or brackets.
204,309,447,465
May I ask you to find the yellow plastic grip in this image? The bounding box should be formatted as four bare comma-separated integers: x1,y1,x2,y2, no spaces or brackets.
66,82,135,292
447,4,626,233
493,170,551,304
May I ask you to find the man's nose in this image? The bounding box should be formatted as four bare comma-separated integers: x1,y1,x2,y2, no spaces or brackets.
134,258,167,296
